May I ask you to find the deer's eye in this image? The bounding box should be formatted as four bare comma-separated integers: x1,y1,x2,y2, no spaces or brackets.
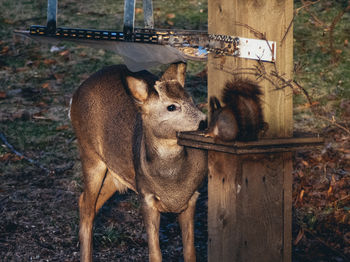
167,104,177,112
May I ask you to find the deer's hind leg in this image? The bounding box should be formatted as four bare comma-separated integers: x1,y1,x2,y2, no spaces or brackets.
78,150,118,262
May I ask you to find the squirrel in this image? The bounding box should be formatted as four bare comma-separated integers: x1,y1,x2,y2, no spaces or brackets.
205,79,268,142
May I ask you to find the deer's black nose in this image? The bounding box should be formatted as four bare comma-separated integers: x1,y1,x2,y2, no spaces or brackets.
198,120,207,131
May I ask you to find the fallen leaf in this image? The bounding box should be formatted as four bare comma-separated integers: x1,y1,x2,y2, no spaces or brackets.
335,49,343,54
294,101,320,111
166,13,176,19
56,125,69,131
36,101,48,107
0,153,24,162
3,19,15,24
43,59,56,65
344,39,349,47
0,153,12,161
0,91,6,98
167,20,174,26
1,46,10,54
327,185,333,196
15,67,27,72
301,160,309,167
41,82,50,89
59,50,70,57
79,51,87,57
135,8,143,15
299,189,305,202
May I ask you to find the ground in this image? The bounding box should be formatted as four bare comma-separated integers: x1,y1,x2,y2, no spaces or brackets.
0,0,349,261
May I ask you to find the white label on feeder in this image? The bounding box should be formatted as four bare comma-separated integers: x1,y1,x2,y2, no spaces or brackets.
238,37,276,62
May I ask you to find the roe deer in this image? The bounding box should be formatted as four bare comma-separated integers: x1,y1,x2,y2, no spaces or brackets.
70,62,208,262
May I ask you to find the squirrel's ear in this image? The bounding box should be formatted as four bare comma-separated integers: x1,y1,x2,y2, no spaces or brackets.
210,96,221,111
126,76,148,103
209,96,221,118
160,62,187,87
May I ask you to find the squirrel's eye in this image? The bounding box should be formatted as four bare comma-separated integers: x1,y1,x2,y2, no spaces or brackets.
167,104,177,112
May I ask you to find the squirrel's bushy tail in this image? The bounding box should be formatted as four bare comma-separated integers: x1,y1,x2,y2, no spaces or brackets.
222,79,264,141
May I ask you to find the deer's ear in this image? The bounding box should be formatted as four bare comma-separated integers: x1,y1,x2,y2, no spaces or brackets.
160,62,187,87
126,76,148,103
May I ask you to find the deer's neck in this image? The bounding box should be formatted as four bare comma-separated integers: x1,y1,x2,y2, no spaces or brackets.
143,132,185,163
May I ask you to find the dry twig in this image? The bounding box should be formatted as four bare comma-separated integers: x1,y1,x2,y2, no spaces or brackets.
281,0,321,45
300,0,350,63
0,132,50,173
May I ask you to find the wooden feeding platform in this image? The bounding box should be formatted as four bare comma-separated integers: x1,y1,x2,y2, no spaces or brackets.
178,132,324,155
177,132,324,262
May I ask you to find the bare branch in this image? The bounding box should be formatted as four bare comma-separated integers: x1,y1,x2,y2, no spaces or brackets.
280,0,322,46
0,132,50,173
329,3,350,62
301,0,326,27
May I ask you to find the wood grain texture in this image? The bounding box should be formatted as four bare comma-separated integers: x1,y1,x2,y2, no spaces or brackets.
208,0,294,138
283,152,293,261
208,152,293,262
236,154,284,261
177,131,324,155
208,151,239,261
207,1,294,261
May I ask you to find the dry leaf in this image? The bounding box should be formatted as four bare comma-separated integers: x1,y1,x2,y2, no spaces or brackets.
59,50,70,57
299,189,305,202
37,101,48,107
0,153,24,162
0,91,6,99
166,13,176,19
0,153,12,161
3,19,15,24
327,185,333,196
16,67,27,72
56,125,69,131
43,59,56,65
335,49,343,54
301,160,309,167
41,82,50,89
135,8,143,15
167,20,174,26
1,46,9,54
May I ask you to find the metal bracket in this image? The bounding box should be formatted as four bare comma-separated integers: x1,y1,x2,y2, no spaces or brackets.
238,37,276,62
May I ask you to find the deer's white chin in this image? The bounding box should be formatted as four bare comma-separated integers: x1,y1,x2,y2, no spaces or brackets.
154,138,183,159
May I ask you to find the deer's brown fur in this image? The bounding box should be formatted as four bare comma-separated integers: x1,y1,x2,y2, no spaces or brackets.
70,63,207,262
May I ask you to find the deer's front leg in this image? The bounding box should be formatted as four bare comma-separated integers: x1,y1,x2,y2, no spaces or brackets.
141,194,162,262
178,191,199,262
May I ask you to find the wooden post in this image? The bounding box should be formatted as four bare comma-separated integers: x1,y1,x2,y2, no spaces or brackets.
207,0,294,261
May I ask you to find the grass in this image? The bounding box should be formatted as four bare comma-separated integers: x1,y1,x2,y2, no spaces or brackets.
293,1,350,120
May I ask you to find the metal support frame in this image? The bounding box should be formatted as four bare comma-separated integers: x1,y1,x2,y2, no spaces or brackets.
24,0,278,63
123,0,154,38
143,0,154,29
46,0,57,34
123,0,136,38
